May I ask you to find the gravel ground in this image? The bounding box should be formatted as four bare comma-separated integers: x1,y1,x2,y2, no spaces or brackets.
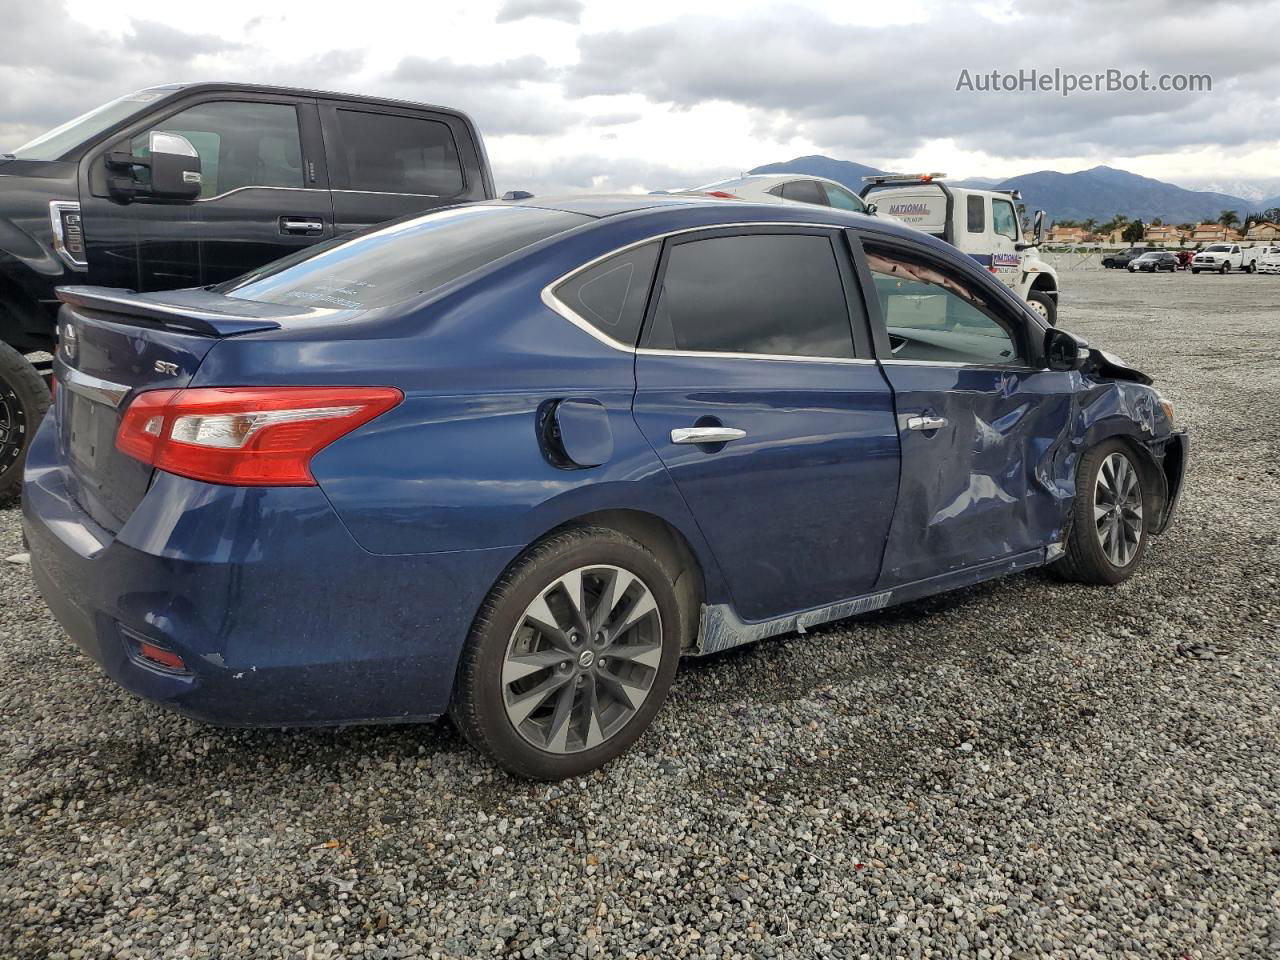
2,269,1278,959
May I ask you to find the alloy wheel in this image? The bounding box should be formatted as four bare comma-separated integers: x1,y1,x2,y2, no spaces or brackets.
0,385,27,477
502,564,663,754
1094,452,1143,567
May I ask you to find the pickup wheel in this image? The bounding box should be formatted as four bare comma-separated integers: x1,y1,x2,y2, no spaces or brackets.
1219,261,1229,274
0,341,51,504
1027,290,1057,326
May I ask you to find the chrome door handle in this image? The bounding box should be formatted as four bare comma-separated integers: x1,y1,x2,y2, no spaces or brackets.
906,415,948,432
671,426,747,445
279,217,324,235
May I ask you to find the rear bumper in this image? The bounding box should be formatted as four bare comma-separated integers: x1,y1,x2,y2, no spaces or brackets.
21,416,515,727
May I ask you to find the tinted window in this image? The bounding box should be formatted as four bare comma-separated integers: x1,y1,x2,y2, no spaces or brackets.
779,180,827,205
553,243,659,346
131,101,303,199
865,246,1022,366
643,234,854,358
992,199,1019,240
821,183,866,212
337,110,464,196
221,205,589,312
966,195,985,233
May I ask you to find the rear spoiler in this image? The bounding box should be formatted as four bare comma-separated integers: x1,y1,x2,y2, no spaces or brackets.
56,286,283,337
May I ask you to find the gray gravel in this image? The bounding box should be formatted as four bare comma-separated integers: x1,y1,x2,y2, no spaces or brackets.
2,269,1279,958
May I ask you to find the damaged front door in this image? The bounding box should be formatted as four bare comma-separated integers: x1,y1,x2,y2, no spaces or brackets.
858,240,1074,586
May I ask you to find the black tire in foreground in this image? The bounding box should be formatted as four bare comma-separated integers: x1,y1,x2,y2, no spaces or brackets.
450,526,682,779
1027,289,1058,326
1055,439,1149,585
0,341,51,504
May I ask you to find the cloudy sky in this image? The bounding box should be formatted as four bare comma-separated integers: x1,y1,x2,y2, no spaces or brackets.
4,0,1279,197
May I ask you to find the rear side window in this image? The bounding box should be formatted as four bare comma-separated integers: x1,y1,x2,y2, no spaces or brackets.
779,180,827,205
553,243,660,346
336,110,465,196
643,233,855,358
966,195,985,233
221,205,589,311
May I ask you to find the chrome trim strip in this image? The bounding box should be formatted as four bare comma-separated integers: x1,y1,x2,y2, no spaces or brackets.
638,348,876,365
49,201,88,270
541,221,855,359
878,359,1043,372
53,359,130,408
331,189,448,198
195,185,328,204
671,426,747,444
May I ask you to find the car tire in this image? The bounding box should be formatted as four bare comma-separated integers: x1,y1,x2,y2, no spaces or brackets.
1220,262,1229,274
450,526,682,779
1191,268,1200,274
1054,439,1149,586
0,341,51,504
1027,290,1057,326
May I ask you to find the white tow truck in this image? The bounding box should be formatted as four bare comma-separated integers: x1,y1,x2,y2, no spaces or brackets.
860,173,1060,325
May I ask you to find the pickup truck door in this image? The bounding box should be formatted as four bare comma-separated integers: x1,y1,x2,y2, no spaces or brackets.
318,101,491,235
80,93,334,290
851,231,1074,586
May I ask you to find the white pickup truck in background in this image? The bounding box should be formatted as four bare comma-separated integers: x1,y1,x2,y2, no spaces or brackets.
1191,243,1277,274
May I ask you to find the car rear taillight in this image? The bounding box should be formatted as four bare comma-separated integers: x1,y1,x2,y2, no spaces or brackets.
704,190,739,198
116,386,403,486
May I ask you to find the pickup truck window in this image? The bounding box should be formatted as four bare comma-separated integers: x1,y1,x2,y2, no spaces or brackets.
220,204,589,312
131,101,304,199
1204,244,1230,252
336,110,464,197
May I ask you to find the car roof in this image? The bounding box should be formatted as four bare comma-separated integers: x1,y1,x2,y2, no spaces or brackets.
498,193,730,218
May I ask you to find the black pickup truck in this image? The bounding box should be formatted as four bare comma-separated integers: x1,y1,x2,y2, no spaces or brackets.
0,82,495,498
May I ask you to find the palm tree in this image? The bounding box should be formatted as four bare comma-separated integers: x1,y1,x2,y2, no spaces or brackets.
1218,210,1240,228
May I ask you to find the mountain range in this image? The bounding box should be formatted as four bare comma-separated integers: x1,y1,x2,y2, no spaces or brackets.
748,156,1280,225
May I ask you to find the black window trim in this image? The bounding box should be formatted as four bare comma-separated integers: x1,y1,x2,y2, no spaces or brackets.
541,222,876,362
845,229,1047,372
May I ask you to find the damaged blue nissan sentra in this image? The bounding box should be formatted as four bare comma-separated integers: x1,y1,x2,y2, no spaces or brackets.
23,195,1188,778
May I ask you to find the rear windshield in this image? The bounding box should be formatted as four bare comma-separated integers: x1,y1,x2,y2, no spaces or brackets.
220,205,590,311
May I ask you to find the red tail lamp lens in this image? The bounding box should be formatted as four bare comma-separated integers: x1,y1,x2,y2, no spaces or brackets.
115,386,403,486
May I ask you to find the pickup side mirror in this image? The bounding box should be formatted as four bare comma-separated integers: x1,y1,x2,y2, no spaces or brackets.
1045,327,1089,372
105,131,202,203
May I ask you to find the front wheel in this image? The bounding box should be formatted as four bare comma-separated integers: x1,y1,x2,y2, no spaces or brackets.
0,341,51,504
1220,262,1230,274
450,526,682,779
1192,268,1200,274
1055,440,1148,585
1027,290,1057,326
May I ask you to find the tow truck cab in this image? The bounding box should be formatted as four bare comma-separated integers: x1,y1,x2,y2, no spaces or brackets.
861,173,1059,326
0,82,495,498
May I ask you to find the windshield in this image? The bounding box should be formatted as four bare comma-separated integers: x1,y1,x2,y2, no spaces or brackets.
220,204,591,311
1137,253,1159,259
10,89,175,161
1204,244,1230,252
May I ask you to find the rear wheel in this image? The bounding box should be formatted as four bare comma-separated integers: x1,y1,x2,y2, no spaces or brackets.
1192,268,1200,274
0,341,51,504
450,527,681,779
1027,290,1057,326
1055,440,1148,585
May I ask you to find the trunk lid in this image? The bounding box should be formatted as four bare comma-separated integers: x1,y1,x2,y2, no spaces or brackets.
53,287,290,534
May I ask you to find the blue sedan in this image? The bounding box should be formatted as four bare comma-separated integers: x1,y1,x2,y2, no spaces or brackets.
23,195,1188,778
